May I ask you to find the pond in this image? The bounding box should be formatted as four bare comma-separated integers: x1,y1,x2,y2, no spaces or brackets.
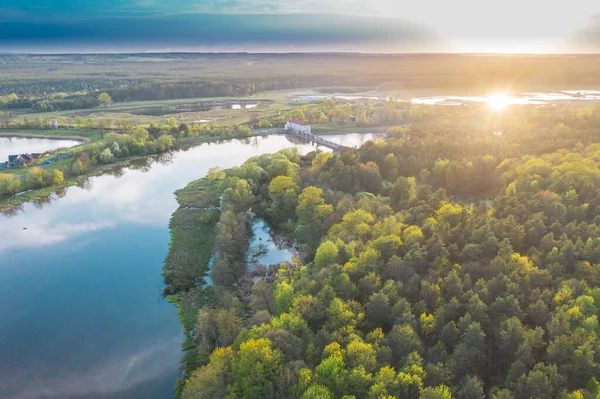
248,220,293,268
0,136,81,162
0,132,375,399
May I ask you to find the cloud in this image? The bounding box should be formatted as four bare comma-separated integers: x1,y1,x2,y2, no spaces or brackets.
3,335,182,399
568,13,600,52
2,0,597,52
0,220,117,255
0,13,439,53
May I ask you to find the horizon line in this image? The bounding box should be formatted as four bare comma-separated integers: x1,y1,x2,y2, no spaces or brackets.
2,51,600,56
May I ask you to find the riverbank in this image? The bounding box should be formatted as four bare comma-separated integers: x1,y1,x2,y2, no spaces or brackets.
0,155,160,212
0,130,263,212
0,126,385,212
0,132,91,143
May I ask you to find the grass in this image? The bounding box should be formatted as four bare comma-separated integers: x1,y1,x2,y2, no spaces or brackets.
13,100,291,127
163,176,223,297
15,97,269,118
162,176,225,394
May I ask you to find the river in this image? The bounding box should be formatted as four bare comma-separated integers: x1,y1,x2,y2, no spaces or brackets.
410,91,600,106
0,133,377,399
0,137,81,162
287,88,600,106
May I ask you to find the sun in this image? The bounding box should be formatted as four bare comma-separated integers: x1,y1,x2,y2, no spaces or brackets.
487,94,510,110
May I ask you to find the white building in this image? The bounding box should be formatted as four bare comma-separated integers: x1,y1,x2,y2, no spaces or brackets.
285,118,311,135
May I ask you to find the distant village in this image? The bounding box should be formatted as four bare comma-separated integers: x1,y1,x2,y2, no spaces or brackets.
0,152,72,170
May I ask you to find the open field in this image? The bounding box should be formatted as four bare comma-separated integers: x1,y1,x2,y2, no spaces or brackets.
10,98,301,127
3,53,600,129
11,97,274,119
4,54,600,99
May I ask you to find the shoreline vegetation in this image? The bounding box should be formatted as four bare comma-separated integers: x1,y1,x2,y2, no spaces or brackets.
0,93,427,211
0,129,267,212
163,104,600,398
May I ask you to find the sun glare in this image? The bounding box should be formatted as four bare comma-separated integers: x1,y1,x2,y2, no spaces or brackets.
488,94,509,110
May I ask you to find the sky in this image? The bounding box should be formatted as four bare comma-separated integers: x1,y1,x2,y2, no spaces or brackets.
1,0,600,53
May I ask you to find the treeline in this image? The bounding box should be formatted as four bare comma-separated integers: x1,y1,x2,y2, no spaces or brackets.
0,124,176,200
0,75,335,100
164,112,600,398
0,167,65,197
0,93,98,112
0,76,339,113
0,77,148,97
65,125,179,175
106,77,343,103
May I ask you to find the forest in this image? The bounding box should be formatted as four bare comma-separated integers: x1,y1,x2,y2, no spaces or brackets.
3,53,600,112
162,105,600,398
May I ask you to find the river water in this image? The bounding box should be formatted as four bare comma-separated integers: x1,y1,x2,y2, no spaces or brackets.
288,88,600,106
0,133,376,399
410,91,600,106
0,137,81,162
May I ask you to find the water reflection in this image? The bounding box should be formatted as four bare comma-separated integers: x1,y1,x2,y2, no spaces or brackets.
5,336,182,399
0,204,23,218
31,194,56,210
0,134,374,399
55,187,67,199
248,220,293,269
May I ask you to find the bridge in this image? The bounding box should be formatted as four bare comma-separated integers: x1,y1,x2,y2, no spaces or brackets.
284,129,348,151
252,127,350,152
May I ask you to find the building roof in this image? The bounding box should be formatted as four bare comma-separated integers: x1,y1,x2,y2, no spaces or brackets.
288,118,310,126
8,155,18,163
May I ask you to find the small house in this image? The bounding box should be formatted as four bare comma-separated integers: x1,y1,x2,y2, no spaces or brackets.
285,118,311,135
7,154,34,168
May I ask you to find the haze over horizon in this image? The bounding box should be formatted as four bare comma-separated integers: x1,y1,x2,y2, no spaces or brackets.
2,0,600,54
